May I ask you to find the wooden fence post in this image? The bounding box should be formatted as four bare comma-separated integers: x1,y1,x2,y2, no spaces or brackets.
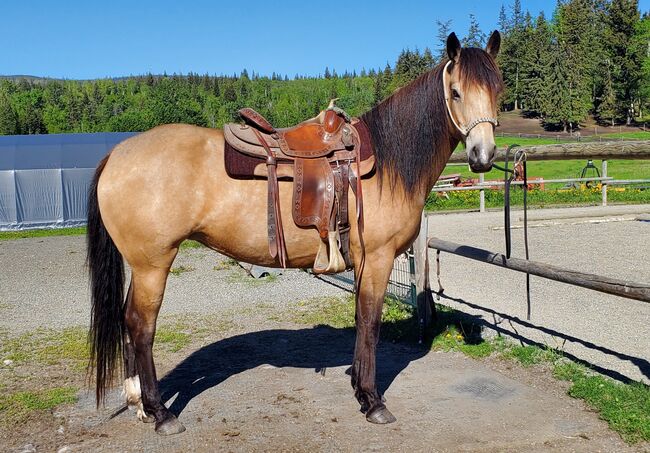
414,212,434,331
479,173,485,213
602,160,608,206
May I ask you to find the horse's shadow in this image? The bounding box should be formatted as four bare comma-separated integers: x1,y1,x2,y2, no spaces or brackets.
158,319,440,418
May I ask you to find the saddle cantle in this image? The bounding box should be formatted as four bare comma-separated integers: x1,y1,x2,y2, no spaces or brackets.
223,101,375,274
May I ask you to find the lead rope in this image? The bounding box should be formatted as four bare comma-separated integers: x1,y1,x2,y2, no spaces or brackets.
493,144,531,320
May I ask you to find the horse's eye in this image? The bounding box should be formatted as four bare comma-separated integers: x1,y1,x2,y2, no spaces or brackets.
452,89,461,100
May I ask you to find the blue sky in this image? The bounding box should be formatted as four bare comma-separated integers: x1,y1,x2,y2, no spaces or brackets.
2,0,648,79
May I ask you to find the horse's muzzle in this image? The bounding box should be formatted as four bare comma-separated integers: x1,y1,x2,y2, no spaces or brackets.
468,143,496,173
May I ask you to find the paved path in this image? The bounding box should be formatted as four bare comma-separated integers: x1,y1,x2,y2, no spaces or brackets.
427,204,650,384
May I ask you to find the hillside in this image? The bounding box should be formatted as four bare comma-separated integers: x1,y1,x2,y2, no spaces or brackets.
497,111,645,137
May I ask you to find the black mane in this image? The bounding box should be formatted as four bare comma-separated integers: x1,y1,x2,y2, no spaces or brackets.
361,48,502,196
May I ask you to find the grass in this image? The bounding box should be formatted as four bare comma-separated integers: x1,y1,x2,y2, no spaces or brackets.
0,226,86,240
288,295,413,340
169,265,195,276
179,240,204,250
443,158,650,184
287,296,650,444
0,387,78,423
290,296,356,328
213,258,239,271
0,326,89,369
430,311,650,444
502,344,562,366
554,362,650,443
0,316,217,367
154,324,192,353
426,186,650,211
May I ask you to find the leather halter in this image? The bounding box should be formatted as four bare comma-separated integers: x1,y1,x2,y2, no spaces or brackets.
443,61,498,137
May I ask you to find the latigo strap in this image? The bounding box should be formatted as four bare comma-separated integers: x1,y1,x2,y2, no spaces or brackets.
252,128,287,268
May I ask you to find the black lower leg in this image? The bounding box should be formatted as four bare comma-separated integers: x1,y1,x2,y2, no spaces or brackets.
128,318,185,433
123,286,137,379
351,329,383,413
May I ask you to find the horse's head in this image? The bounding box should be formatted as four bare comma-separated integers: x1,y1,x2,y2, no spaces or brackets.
444,31,503,173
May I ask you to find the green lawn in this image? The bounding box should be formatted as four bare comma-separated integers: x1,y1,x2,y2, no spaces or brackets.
0,227,87,240
442,159,650,188
426,186,650,211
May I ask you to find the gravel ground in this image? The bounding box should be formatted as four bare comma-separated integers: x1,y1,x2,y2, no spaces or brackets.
0,209,648,452
0,237,348,334
427,203,650,384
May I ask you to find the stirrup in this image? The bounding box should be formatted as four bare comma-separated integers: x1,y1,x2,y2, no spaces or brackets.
313,231,346,274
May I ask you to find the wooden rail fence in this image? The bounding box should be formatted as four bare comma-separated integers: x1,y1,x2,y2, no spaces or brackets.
439,141,650,211
427,237,650,304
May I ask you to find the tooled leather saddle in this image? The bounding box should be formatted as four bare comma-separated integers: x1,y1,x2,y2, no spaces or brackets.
223,101,375,274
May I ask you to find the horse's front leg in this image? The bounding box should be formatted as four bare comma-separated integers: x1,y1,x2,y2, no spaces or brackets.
125,266,186,435
351,249,397,424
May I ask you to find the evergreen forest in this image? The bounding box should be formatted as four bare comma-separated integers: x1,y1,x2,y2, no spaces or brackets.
0,0,648,136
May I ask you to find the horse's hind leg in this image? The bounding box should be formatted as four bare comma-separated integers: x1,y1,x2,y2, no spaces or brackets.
124,264,186,435
122,283,154,423
351,249,397,424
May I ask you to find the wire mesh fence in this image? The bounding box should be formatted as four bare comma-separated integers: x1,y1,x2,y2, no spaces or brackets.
316,250,416,306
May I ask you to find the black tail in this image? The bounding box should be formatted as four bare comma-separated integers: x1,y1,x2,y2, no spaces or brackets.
86,155,125,406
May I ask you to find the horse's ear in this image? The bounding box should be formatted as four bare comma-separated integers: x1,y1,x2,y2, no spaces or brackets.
446,32,461,63
486,30,501,58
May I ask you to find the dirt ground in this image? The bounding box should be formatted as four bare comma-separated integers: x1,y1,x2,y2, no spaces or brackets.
497,110,646,136
0,235,647,452
2,321,639,453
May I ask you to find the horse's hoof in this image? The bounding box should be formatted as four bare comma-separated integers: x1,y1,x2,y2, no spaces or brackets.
366,406,397,424
155,416,186,435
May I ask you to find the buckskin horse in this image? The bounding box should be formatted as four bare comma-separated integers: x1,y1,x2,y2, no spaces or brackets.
87,31,503,435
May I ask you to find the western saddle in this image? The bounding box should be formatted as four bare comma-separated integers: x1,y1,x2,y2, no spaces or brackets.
223,101,374,274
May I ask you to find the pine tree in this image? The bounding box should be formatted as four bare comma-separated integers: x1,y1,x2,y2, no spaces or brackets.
463,14,486,48
436,20,453,61
588,0,610,117
512,0,524,29
519,11,552,115
606,0,644,124
0,90,18,135
498,4,509,33
542,40,572,131
598,65,617,125
373,72,384,106
553,0,597,130
497,0,531,110
423,47,435,68
222,81,237,103
638,13,650,119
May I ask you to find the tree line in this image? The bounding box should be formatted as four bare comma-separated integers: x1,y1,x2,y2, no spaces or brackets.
497,0,648,131
0,0,647,136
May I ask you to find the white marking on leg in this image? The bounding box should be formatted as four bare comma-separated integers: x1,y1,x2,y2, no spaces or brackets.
123,375,149,421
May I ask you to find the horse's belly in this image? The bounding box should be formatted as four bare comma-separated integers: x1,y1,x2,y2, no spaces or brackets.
197,180,323,269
